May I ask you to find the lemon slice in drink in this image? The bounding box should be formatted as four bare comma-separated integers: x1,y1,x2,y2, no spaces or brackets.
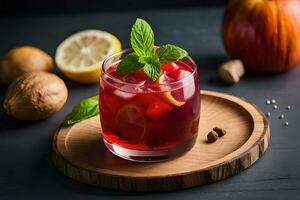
158,75,185,107
55,30,121,83
162,92,185,106
115,104,147,142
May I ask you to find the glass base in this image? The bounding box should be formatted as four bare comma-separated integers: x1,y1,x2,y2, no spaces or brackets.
103,135,197,162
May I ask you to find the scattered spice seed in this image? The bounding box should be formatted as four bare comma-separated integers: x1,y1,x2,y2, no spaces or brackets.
266,112,271,117
271,99,276,104
279,114,284,119
284,122,289,126
273,105,278,109
213,127,227,137
207,131,218,143
286,105,291,110
266,100,271,105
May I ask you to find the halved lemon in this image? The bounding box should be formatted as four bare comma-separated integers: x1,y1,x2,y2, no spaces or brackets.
55,30,121,83
158,75,185,107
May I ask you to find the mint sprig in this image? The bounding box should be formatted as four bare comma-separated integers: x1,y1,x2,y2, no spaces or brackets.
64,96,99,125
117,18,188,81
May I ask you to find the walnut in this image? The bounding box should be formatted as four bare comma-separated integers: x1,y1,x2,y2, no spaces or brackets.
0,46,52,85
3,72,68,120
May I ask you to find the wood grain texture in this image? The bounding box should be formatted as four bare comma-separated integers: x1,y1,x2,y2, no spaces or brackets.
52,90,270,192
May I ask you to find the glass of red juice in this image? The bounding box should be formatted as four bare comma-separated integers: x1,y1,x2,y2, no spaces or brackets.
99,49,200,162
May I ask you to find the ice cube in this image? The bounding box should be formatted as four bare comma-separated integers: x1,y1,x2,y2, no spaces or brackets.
183,81,195,100
159,72,176,84
113,89,136,100
121,74,146,85
180,71,195,100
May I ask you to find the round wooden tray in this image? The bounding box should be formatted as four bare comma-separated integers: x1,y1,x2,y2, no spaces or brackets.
52,90,270,192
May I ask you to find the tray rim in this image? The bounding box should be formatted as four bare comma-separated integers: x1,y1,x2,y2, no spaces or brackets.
52,90,270,186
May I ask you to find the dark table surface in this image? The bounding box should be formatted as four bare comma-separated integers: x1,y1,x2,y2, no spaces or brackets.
1,7,300,200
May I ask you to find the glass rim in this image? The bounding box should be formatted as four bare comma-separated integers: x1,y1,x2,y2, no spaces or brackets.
101,48,197,89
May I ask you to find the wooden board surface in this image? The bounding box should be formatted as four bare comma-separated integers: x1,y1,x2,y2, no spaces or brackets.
52,90,270,192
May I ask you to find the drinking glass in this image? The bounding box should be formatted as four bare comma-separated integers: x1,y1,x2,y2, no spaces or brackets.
99,49,200,162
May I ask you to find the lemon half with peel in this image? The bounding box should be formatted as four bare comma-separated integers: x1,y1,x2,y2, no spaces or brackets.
55,30,121,83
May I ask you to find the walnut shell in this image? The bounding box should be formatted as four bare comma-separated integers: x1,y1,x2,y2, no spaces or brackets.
3,72,68,120
0,46,53,85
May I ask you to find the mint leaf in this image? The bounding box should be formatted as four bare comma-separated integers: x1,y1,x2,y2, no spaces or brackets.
64,96,99,125
143,58,161,80
117,53,144,74
156,44,188,64
138,56,152,64
130,18,154,57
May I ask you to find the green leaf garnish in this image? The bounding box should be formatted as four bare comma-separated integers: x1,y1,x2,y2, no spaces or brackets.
138,56,152,65
117,18,189,81
156,44,188,64
130,18,154,57
64,96,99,125
144,61,161,81
116,53,144,74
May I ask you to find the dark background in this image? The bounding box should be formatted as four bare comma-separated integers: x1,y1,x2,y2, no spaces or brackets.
0,0,227,16
1,0,300,199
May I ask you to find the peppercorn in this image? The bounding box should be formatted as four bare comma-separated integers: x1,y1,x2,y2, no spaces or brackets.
213,127,227,137
207,131,218,143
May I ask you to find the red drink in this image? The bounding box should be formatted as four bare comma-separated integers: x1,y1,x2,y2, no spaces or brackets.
99,49,200,162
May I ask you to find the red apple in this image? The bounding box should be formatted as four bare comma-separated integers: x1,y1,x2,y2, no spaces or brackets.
222,0,300,72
